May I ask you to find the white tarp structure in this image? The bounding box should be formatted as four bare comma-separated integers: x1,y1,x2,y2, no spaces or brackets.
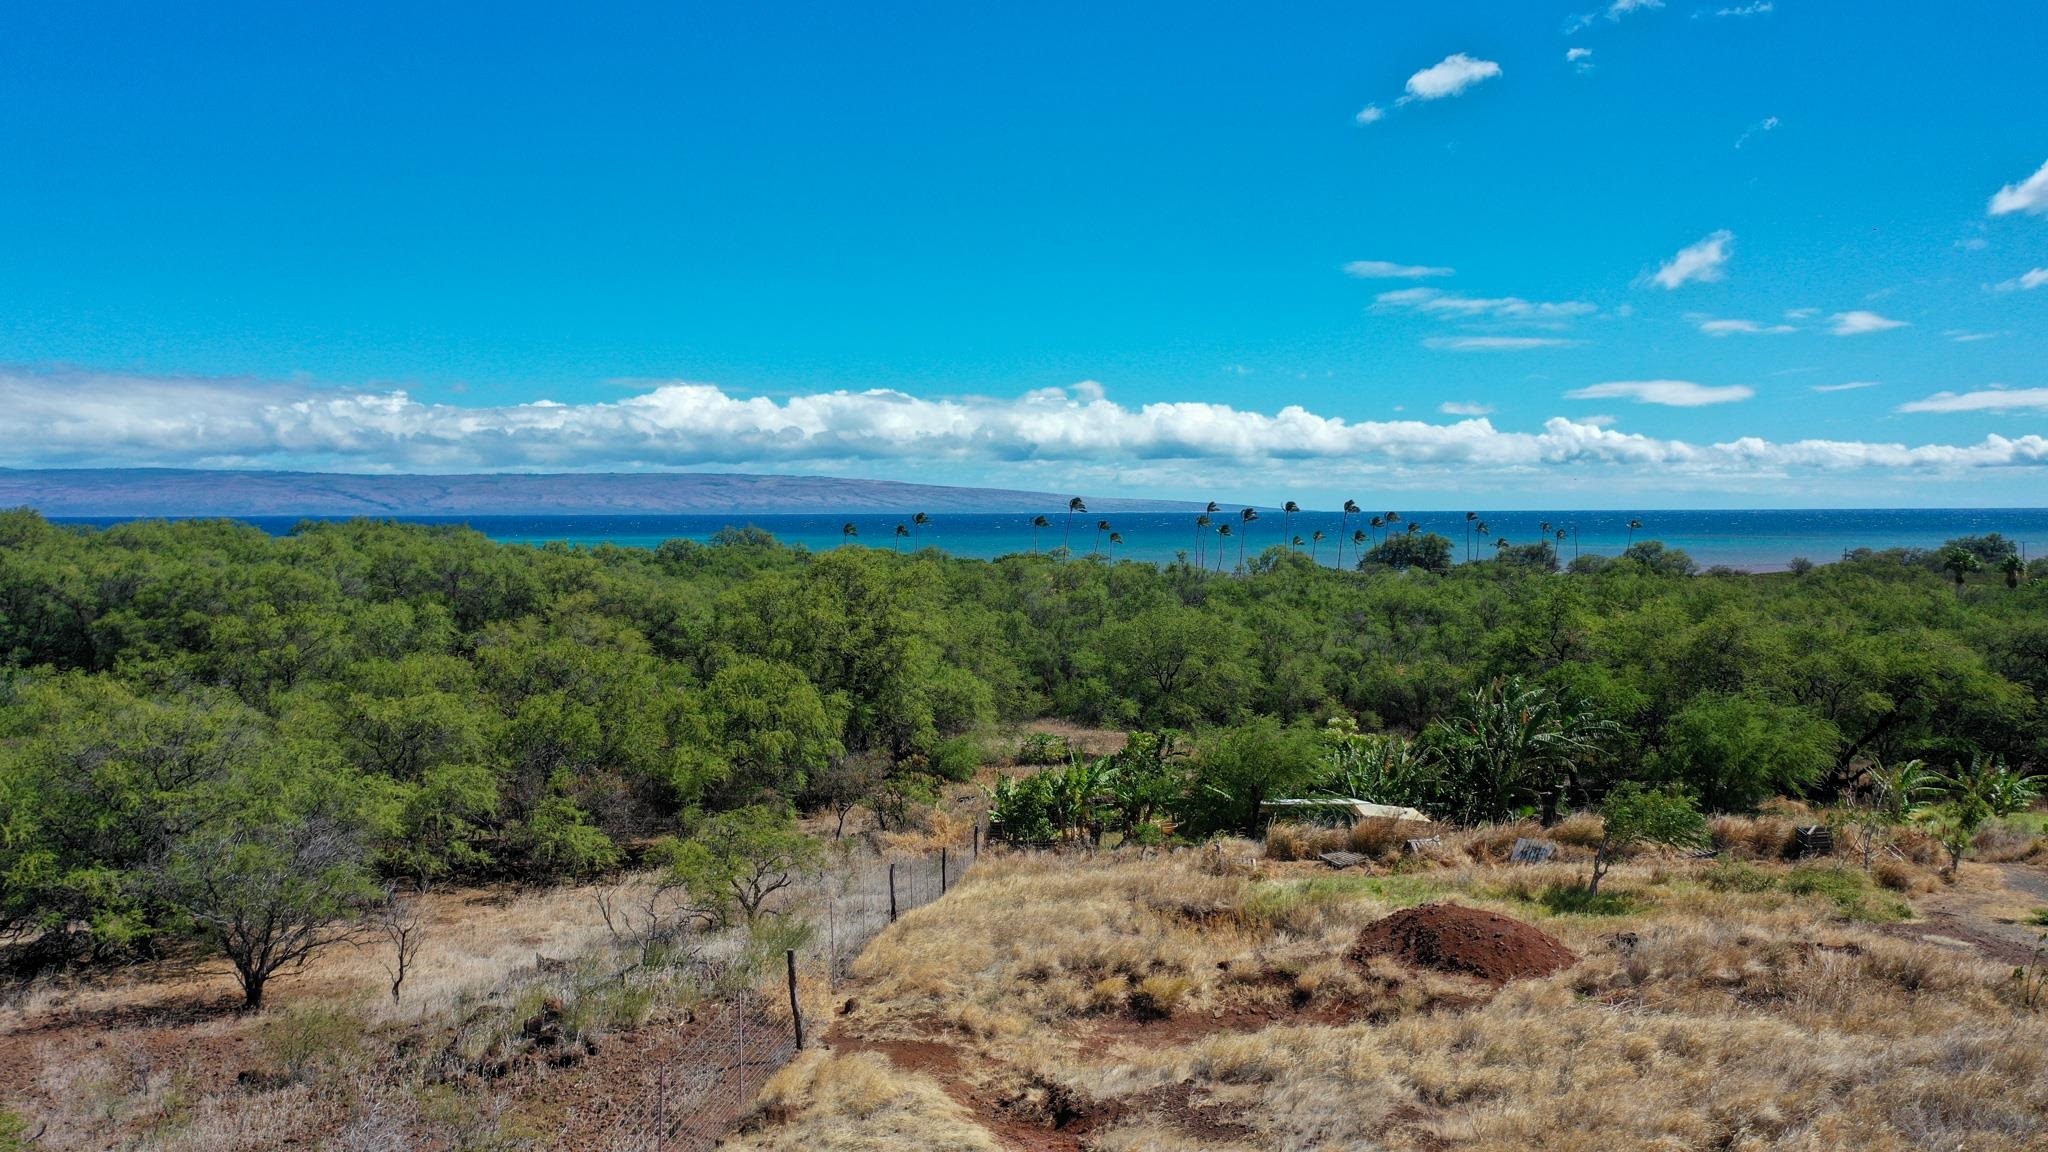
1260,798,1432,825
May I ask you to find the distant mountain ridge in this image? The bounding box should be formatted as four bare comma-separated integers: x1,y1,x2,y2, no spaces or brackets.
0,468,1202,517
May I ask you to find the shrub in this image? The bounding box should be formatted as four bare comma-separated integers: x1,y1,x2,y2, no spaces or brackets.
257,1002,367,1085
1710,814,1799,860
1550,812,1607,850
1130,975,1190,1019
1539,884,1641,916
1871,858,1921,892
1346,817,1413,860
1016,733,1070,766
1700,861,1778,894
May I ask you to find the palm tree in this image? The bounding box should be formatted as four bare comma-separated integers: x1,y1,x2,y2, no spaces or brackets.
1555,527,1568,553
1369,516,1384,543
1383,512,1401,543
1939,546,1981,592
1351,528,1367,564
1283,500,1300,538
1626,518,1643,548
1539,521,1552,541
1476,521,1490,554
1494,536,1510,554
1094,519,1111,555
841,522,859,544
1215,523,1232,572
1406,521,1420,535
1194,513,1211,567
1464,511,1478,563
894,523,910,548
1238,507,1259,568
1030,514,1050,553
1206,500,1221,515
1290,535,1305,553
1311,529,1325,563
1065,497,1087,550
912,511,931,538
1341,500,1360,564
2003,554,2026,589
1107,531,1123,561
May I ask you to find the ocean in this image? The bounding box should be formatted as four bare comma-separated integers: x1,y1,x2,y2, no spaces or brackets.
50,509,2048,571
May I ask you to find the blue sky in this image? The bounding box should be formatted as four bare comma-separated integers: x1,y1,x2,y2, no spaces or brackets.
1,0,2044,506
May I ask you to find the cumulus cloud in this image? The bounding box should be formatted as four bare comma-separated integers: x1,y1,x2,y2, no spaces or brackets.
1697,317,1795,336
1567,47,1594,72
1344,259,1453,279
1989,159,2048,217
1650,231,1734,289
1375,288,1597,321
1400,54,1503,102
1898,387,2048,414
1440,401,1496,416
1993,268,2048,292
1829,310,1909,335
4,370,2045,486
1355,104,1385,125
1811,382,1879,393
1565,380,1755,406
1423,336,1581,351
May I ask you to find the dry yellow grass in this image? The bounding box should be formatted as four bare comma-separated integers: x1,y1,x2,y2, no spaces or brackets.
725,1049,996,1151
791,848,2048,1151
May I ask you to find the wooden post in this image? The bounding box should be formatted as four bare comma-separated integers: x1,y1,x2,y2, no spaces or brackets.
941,846,949,894
786,949,804,1051
888,861,897,922
973,823,981,859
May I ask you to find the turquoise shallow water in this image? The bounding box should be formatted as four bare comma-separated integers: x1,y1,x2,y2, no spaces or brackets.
54,509,2048,571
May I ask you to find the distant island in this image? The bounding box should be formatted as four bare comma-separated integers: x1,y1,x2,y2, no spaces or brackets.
0,467,1201,517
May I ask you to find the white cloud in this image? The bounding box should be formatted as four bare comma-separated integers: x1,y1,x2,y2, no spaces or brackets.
1716,2,1773,15
1401,54,1503,102
1375,287,1597,321
1993,268,2048,292
1565,380,1754,407
1651,230,1734,289
3,369,2044,484
1355,104,1385,125
1566,47,1594,72
1696,317,1796,336
1829,310,1909,335
1945,329,2007,343
1608,0,1664,17
1784,307,1820,320
1811,382,1879,393
1424,336,1581,351
1343,259,1453,279
1989,159,2048,217
1439,401,1496,416
1898,387,2048,414
1734,115,1779,149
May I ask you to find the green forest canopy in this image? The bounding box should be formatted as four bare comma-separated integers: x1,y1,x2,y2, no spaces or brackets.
0,510,2041,958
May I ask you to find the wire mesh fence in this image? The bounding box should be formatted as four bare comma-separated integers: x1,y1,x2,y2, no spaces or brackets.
592,834,976,1152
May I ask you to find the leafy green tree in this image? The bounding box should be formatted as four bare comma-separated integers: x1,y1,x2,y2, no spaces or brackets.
659,806,822,928
1621,541,1697,577
1179,718,1324,837
1317,717,1437,810
698,655,844,803
1588,784,1706,895
1656,695,1840,811
1359,531,1453,575
1098,605,1248,726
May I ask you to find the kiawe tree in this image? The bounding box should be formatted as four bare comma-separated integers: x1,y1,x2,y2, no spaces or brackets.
1587,783,1706,896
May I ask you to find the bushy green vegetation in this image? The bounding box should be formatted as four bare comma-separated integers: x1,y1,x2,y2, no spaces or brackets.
1,510,2043,990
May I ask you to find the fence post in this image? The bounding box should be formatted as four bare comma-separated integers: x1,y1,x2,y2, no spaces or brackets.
941,846,949,894
888,862,898,922
973,823,981,860
786,949,804,1051
654,1061,667,1152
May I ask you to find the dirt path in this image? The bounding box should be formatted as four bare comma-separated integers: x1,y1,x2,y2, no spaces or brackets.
1883,863,2048,965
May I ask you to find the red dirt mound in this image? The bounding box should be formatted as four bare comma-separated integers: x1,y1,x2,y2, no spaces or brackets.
1349,903,1576,984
